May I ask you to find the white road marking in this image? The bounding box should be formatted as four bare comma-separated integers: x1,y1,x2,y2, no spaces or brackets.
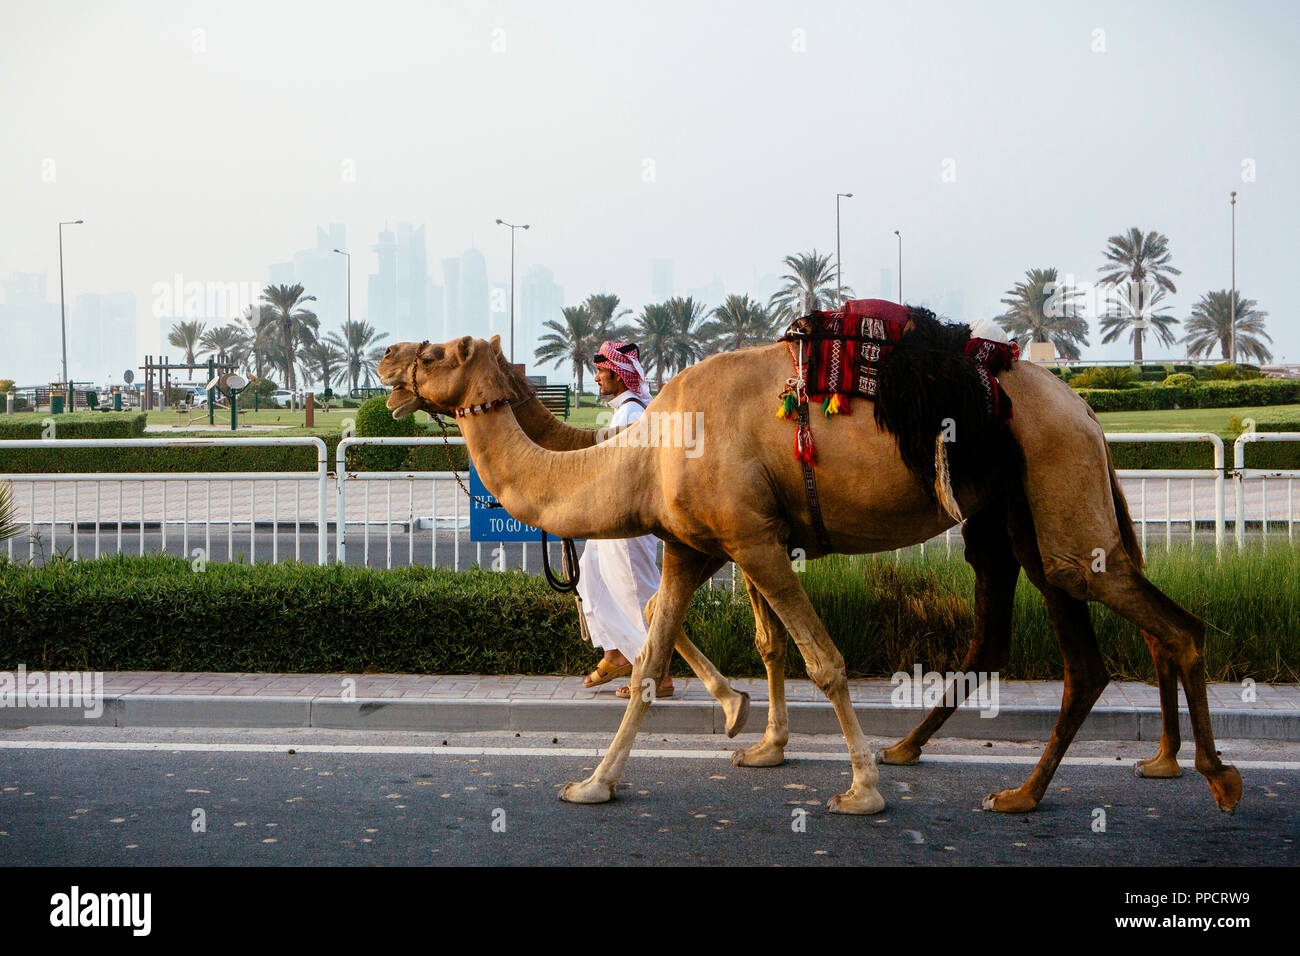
0,739,1297,770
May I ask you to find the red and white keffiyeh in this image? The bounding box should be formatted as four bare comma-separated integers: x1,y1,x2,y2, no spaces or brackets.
594,341,651,401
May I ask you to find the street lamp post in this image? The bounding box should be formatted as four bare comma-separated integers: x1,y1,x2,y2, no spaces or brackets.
1229,192,1237,365
894,230,902,303
495,219,530,363
58,218,84,410
332,248,351,327
836,192,853,306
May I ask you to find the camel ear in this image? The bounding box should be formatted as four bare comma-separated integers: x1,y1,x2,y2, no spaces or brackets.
489,334,502,355
455,336,474,363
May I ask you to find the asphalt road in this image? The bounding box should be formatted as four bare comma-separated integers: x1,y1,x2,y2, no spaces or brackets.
1,728,1295,866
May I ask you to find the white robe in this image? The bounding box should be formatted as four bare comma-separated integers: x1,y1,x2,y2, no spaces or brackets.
575,391,661,661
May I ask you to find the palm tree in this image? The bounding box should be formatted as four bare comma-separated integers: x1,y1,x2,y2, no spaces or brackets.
236,305,279,380
325,319,389,395
0,479,20,544
584,293,635,342
535,305,596,397
167,320,208,366
994,268,1090,361
663,296,706,380
1181,290,1272,363
632,303,675,391
699,294,777,354
299,340,348,391
768,251,850,325
258,283,319,390
1097,228,1182,362
200,324,248,367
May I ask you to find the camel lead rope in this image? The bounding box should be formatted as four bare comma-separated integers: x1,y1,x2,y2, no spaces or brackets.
540,530,580,593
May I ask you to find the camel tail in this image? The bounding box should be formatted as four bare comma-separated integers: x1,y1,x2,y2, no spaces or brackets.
933,434,964,522
1105,441,1144,571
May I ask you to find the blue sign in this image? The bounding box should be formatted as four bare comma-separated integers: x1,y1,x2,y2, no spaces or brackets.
468,459,549,542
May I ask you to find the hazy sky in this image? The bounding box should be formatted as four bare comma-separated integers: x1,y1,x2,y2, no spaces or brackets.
2,0,1298,372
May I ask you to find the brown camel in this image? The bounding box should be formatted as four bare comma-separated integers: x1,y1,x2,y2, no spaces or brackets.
379,332,1241,815
471,341,1210,787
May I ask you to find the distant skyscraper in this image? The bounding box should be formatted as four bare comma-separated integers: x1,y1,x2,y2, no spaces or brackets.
459,248,490,338
686,274,725,311
428,280,444,340
70,292,136,384
270,223,348,334
394,222,430,343
521,265,564,369
651,259,673,302
2,273,60,382
441,258,461,338
368,227,398,340
490,281,509,338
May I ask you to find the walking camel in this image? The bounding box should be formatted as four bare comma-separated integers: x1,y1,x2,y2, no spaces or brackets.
378,324,1241,815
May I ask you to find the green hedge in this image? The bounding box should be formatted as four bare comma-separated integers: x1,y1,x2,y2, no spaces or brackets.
1077,380,1300,412
0,412,146,440
1,549,1295,681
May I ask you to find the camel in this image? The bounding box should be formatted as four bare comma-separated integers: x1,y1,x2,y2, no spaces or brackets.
469,341,1218,789
379,329,1242,815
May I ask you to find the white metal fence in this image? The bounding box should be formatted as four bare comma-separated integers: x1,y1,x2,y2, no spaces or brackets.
1,432,1298,569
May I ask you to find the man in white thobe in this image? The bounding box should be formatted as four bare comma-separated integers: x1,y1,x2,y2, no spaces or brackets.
577,341,671,698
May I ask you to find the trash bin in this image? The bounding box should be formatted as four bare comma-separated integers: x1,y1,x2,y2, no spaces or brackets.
51,394,65,414
113,390,123,411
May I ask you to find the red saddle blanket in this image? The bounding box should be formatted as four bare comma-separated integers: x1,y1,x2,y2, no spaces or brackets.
782,297,1018,422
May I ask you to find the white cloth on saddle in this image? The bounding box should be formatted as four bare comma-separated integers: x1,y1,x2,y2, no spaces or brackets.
576,391,661,661
967,317,1009,343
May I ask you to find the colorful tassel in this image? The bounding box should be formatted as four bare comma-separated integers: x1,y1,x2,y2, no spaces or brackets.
822,392,848,417
777,391,798,420
795,422,816,464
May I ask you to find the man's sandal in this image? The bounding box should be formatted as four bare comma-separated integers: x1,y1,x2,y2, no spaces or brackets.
615,679,674,700
582,659,633,688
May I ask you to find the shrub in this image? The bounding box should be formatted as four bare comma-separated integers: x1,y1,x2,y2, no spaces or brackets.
1210,363,1262,381
1077,379,1300,412
1162,373,1199,389
0,411,146,440
352,394,418,471
246,377,278,397
1069,366,1139,389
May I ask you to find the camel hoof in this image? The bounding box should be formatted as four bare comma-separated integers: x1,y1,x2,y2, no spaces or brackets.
879,741,922,765
559,778,616,804
827,787,886,815
1133,754,1182,779
731,741,786,768
981,789,1039,813
723,691,751,739
1206,765,1243,813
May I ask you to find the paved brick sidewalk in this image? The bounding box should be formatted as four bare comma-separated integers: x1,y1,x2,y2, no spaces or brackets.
94,672,1299,709
5,673,1296,740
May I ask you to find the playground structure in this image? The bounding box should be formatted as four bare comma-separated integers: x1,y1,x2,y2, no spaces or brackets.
140,354,239,421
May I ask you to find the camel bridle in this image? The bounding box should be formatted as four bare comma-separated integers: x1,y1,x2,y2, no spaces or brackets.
406,341,581,593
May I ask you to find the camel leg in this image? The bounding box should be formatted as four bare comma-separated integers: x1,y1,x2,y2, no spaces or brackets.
1133,628,1183,779
560,543,714,804
1086,570,1241,812
983,504,1108,813
736,544,884,814
732,575,790,767
882,505,1020,765
651,555,751,737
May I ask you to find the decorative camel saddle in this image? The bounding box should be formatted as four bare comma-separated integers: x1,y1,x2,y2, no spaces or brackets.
775,298,1020,547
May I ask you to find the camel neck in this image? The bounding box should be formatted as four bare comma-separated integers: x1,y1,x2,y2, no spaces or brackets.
456,379,652,540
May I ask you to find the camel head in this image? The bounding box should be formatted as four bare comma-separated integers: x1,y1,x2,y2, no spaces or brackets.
377,334,513,420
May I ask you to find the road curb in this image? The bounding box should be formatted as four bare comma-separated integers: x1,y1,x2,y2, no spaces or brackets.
0,694,1296,741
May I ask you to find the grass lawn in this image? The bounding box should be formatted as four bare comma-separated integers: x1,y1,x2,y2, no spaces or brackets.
1094,404,1300,436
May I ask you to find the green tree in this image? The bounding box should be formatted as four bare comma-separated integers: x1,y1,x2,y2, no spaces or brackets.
995,268,1090,361
1097,228,1182,362
699,294,777,354
236,305,279,379
632,302,675,391
768,250,850,325
300,339,348,391
200,323,249,367
325,319,389,395
663,296,706,380
258,283,319,390
1181,290,1272,363
584,293,635,342
535,304,596,397
167,320,208,367
0,479,19,544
